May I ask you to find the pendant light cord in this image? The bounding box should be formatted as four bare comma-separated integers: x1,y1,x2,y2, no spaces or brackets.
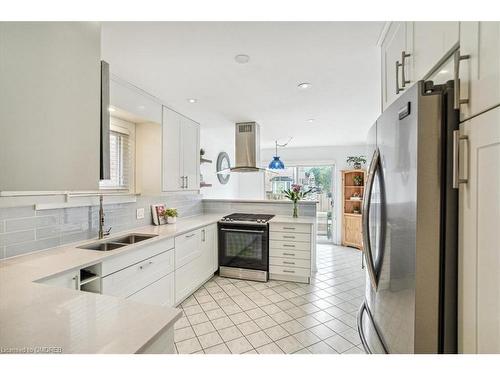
274,137,293,156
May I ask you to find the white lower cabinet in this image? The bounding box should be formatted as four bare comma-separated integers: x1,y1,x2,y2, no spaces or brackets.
102,249,174,298
174,224,217,305
268,223,313,283
128,273,174,307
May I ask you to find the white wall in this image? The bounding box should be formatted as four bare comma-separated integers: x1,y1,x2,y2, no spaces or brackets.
261,144,369,244
199,123,239,199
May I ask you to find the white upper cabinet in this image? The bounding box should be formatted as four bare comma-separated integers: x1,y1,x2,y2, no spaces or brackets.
162,106,200,192
0,22,101,191
458,22,500,121
381,22,412,111
181,116,200,191
411,22,459,81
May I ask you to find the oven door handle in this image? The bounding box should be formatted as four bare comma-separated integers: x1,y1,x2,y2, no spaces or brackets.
220,228,265,234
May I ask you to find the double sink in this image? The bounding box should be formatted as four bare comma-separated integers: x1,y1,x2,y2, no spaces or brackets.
78,234,158,252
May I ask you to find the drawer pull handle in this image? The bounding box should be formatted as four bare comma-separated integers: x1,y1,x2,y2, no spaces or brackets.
283,269,295,273
283,227,296,230
283,235,295,239
283,261,295,265
283,244,295,248
283,252,295,256
139,261,153,270
185,233,195,238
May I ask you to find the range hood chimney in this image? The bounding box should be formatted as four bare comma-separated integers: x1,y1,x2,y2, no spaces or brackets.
230,122,265,173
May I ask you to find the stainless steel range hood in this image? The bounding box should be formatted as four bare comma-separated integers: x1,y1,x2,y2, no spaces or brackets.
230,122,266,173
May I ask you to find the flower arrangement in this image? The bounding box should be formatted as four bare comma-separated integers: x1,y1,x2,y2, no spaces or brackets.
162,208,178,224
283,184,312,218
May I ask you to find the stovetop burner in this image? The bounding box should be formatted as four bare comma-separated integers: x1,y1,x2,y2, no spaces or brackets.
220,213,275,224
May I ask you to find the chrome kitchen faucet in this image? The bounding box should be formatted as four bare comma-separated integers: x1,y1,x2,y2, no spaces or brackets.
98,195,112,239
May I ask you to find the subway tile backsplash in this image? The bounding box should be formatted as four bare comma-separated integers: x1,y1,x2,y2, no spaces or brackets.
0,193,203,259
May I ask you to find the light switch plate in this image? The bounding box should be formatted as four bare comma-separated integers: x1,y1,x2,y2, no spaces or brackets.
136,208,145,220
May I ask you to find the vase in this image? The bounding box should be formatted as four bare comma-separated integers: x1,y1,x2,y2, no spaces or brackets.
167,216,177,224
292,201,298,218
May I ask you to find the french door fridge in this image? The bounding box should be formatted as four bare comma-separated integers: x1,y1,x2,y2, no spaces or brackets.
357,80,459,354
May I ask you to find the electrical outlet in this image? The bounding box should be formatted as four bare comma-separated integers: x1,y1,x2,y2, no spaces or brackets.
136,208,145,220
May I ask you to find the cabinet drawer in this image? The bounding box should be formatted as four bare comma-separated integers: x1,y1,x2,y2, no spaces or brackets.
270,223,311,234
102,249,174,298
269,265,311,278
269,248,311,260
101,237,174,276
269,257,310,269
269,232,311,243
128,272,174,307
270,240,310,251
175,255,205,304
175,229,202,269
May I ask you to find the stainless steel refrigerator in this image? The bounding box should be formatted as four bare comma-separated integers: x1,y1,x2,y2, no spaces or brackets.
357,80,459,354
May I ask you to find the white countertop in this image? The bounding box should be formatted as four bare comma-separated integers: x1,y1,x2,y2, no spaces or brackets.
0,213,315,354
203,198,318,205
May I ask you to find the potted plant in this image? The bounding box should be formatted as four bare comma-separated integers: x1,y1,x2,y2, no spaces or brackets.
163,208,178,224
283,184,312,218
353,175,363,186
346,156,367,169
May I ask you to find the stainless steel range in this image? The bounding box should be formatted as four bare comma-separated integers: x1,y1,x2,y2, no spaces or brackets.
218,213,275,282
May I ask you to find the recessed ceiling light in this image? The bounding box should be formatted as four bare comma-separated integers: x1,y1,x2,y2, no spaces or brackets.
234,54,250,64
187,98,198,104
306,119,315,123
298,82,312,89
439,69,449,74
108,107,115,112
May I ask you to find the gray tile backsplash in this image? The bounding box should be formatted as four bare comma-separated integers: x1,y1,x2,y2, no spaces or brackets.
0,193,202,259
203,200,317,217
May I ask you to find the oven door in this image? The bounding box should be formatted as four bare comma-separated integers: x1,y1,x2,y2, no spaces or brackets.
218,223,269,271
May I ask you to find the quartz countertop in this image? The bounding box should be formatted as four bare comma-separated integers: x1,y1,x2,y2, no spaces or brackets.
0,213,224,354
0,212,315,354
203,198,318,205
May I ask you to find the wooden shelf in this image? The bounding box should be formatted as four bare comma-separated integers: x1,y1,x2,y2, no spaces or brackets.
200,158,212,164
200,182,212,188
341,169,366,250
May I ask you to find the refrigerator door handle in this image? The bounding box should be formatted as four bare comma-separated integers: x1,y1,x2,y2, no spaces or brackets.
362,148,380,291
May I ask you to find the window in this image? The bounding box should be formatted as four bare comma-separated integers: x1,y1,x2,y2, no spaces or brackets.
99,118,133,190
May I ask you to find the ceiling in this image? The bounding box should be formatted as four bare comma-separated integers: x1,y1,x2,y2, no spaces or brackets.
102,22,384,148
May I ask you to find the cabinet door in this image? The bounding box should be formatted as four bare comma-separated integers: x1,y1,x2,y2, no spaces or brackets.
180,116,200,190
344,215,362,248
162,106,182,191
382,22,411,111
40,270,79,290
412,21,459,80
175,256,204,305
128,273,174,307
201,224,218,275
459,22,500,121
459,106,500,353
0,22,101,191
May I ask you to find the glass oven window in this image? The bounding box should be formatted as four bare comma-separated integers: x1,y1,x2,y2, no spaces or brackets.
225,232,263,259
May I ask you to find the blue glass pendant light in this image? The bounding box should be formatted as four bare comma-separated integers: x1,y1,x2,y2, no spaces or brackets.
268,140,285,169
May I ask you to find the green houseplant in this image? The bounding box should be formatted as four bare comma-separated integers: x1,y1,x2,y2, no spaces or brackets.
346,155,367,169
353,175,363,186
163,208,178,224
283,184,312,218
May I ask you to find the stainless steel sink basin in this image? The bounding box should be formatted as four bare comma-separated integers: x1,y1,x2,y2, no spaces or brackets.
110,233,158,244
77,233,157,251
78,242,127,251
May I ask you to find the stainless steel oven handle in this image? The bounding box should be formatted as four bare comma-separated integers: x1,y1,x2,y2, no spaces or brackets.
362,148,380,291
220,228,265,234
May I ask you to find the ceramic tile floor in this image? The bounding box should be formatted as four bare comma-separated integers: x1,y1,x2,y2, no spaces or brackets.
173,243,366,354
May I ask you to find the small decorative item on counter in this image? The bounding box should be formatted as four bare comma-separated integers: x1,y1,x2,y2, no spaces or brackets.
353,174,363,186
151,204,167,225
347,155,367,169
163,208,178,224
283,184,312,218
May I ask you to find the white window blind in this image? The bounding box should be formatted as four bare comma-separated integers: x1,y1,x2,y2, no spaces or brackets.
99,129,131,190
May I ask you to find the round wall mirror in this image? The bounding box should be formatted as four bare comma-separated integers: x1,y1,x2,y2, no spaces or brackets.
216,152,231,184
